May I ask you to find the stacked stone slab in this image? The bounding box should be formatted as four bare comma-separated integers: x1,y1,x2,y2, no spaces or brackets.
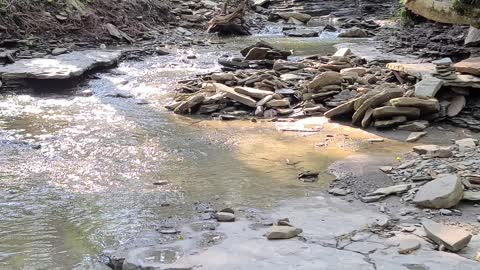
432,58,457,81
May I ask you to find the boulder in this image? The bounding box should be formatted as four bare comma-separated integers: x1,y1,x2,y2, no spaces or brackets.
447,95,466,117
213,83,256,107
244,47,270,60
454,57,480,76
266,225,303,239
422,219,472,252
465,26,480,47
361,107,374,128
308,71,342,91
404,0,480,26
389,97,440,114
338,27,368,38
406,131,427,142
413,174,463,209
288,17,305,25
234,86,273,99
324,98,358,118
277,12,312,23
372,106,421,120
412,145,453,158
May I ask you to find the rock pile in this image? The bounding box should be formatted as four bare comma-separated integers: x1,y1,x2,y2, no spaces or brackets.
432,58,457,81
365,138,480,210
166,44,399,120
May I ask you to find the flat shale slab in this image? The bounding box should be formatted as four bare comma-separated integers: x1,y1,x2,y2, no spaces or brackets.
0,50,122,80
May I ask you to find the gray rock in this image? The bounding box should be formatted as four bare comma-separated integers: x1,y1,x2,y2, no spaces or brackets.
372,106,421,120
213,83,257,107
245,47,269,60
122,246,191,270
463,191,480,201
406,131,427,142
389,97,440,114
338,27,368,38
215,212,235,222
412,145,453,158
324,98,358,118
455,138,477,152
173,94,205,114
266,99,290,108
465,26,480,47
447,95,466,117
328,188,350,196
277,12,312,23
211,73,235,81
283,29,319,37
266,225,302,239
414,75,444,97
308,71,342,91
234,86,273,99
379,166,393,173
398,121,429,131
0,50,122,80
51,48,68,56
374,116,407,128
413,174,463,209
367,184,412,197
422,219,472,252
333,48,351,58
398,239,421,254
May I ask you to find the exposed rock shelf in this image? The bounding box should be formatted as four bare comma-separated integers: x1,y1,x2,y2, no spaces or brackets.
0,50,122,81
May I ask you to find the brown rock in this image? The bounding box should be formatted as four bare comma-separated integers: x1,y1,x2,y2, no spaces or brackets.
372,106,421,120
308,71,342,91
454,57,480,76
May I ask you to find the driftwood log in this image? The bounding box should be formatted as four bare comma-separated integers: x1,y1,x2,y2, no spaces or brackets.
207,0,251,36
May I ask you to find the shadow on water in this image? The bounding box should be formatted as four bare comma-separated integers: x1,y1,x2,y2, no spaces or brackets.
0,35,409,269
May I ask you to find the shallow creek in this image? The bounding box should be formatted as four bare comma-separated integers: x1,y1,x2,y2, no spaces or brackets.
0,35,410,269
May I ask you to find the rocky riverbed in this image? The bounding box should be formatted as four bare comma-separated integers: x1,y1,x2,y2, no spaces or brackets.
2,0,480,269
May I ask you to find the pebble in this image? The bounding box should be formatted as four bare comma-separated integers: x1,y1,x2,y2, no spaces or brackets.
440,209,452,216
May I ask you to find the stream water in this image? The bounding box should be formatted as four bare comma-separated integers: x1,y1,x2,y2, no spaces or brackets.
0,34,408,269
